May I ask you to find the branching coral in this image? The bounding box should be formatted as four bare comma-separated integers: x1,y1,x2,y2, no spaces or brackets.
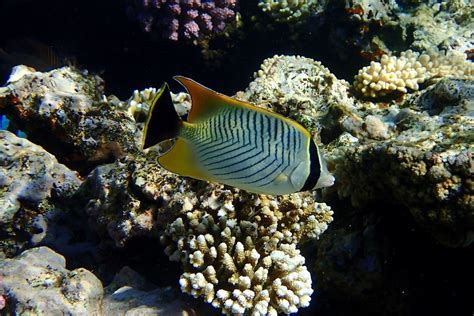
159,187,333,315
353,49,474,98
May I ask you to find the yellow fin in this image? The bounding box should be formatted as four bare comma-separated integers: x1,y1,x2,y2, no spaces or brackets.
158,138,209,181
174,76,238,122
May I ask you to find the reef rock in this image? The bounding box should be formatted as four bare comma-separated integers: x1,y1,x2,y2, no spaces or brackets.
0,246,103,315
0,65,139,174
330,78,473,247
103,266,206,315
0,130,82,257
308,0,473,67
239,55,473,247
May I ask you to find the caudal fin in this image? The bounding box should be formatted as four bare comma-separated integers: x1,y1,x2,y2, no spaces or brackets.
141,83,181,150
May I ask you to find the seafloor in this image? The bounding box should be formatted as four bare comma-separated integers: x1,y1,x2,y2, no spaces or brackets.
0,1,473,315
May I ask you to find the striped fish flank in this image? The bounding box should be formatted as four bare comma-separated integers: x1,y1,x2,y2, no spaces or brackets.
180,106,311,195
142,76,335,195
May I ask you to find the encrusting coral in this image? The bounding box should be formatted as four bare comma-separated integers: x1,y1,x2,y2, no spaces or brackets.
353,49,474,98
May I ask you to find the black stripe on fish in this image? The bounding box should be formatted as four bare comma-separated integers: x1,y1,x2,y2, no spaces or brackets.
301,140,321,191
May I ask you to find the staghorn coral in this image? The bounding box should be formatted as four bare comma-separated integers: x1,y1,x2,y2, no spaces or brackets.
353,49,474,98
127,0,239,42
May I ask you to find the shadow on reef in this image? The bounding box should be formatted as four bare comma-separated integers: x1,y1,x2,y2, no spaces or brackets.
302,198,474,316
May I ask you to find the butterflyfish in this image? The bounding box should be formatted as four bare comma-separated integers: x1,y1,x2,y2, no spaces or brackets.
142,76,335,195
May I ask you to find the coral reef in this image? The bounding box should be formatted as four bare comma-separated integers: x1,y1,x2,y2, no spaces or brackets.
1,49,472,315
0,130,81,257
328,78,474,247
235,54,357,135
234,55,473,313
127,0,239,42
0,247,103,315
353,49,474,98
236,55,473,247
77,151,333,315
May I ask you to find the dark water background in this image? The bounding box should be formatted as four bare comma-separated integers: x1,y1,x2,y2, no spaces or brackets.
0,0,357,98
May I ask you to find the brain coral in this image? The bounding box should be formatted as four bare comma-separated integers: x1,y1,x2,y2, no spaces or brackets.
353,49,474,98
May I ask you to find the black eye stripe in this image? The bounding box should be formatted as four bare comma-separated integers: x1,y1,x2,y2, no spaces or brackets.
301,140,321,192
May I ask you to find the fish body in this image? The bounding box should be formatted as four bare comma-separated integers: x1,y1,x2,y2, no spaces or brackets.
142,76,334,195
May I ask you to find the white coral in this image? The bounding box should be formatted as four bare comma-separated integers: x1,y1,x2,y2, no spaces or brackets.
354,49,474,98
160,187,333,315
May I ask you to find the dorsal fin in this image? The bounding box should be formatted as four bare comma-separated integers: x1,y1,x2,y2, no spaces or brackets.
174,76,238,122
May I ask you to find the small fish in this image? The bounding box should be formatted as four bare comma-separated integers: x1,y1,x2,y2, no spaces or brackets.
142,76,335,195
